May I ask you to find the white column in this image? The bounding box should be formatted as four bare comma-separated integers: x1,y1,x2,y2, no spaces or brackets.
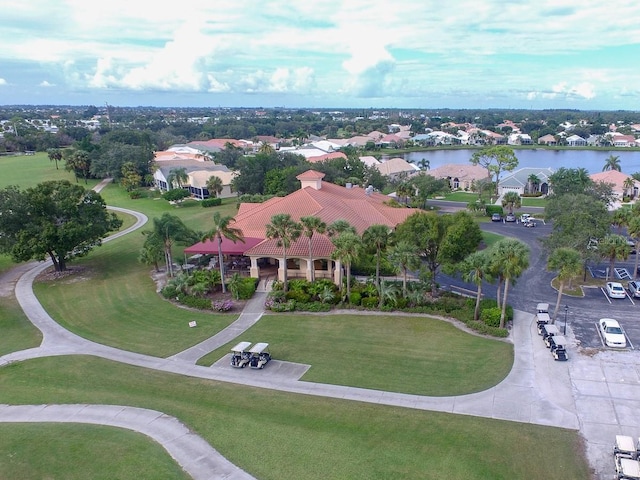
249,257,259,278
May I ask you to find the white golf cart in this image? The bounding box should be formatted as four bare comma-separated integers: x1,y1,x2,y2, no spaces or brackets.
249,342,271,369
230,341,252,368
549,335,568,361
616,456,640,479
615,435,639,460
542,324,560,346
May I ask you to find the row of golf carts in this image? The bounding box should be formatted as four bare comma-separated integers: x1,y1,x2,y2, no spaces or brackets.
230,341,271,369
614,435,640,479
536,303,568,361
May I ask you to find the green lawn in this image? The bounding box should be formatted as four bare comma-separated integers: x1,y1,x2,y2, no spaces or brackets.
0,296,42,356
440,191,479,202
0,152,79,188
198,313,513,396
0,424,189,480
0,356,590,480
521,197,547,207
32,223,237,357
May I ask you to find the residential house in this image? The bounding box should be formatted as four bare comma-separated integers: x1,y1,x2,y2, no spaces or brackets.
508,133,533,145
566,135,587,147
184,170,416,285
537,134,557,146
427,164,492,190
153,158,237,199
374,157,420,178
498,167,554,196
359,156,381,168
590,170,640,208
306,152,348,164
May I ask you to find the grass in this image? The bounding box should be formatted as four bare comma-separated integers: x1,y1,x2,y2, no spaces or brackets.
32,222,237,357
0,424,189,480
0,152,84,189
197,313,513,396
440,191,479,202
0,356,591,480
0,296,42,356
482,231,504,248
521,197,547,207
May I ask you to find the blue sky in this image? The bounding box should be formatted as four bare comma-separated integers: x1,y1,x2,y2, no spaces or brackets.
1,0,639,109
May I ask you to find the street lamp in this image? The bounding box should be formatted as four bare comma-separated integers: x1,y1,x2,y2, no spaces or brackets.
563,305,569,335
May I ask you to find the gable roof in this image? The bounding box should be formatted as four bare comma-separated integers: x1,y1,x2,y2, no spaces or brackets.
499,167,554,188
374,157,420,176
428,164,491,181
590,170,638,193
306,152,348,164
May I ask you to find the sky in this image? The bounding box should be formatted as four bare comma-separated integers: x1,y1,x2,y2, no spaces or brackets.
1,0,640,110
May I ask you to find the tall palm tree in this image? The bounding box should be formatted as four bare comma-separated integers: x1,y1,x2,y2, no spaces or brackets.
265,213,302,292
167,167,188,190
362,224,391,288
331,232,363,301
501,191,521,214
258,142,275,155
203,212,244,293
47,148,62,170
526,173,540,194
491,239,530,328
623,177,635,199
327,219,356,237
206,175,223,198
461,250,492,321
300,215,327,282
387,241,420,297
599,234,630,280
195,150,214,162
418,158,430,170
547,247,582,322
602,155,621,172
145,213,195,277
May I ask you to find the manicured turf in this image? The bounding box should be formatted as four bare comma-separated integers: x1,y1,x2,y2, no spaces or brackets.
0,297,42,356
521,197,547,207
440,191,480,202
32,224,237,358
198,313,513,396
482,231,504,248
0,424,189,480
0,356,590,480
0,152,85,189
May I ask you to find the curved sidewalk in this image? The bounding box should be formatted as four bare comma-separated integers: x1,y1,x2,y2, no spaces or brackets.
0,404,255,480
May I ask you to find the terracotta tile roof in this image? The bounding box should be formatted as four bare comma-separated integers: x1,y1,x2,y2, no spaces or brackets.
234,171,416,257
245,234,335,257
306,152,348,163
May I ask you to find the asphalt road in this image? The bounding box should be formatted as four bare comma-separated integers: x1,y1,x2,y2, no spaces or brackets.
440,217,640,351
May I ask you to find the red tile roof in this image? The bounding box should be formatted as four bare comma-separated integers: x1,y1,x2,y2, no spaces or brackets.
235,170,416,258
306,152,348,164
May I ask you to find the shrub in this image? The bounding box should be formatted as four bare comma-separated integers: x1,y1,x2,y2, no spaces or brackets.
236,277,258,300
485,205,504,216
467,320,509,337
294,301,331,312
212,299,234,312
286,289,311,303
349,292,362,305
160,285,178,299
361,296,378,308
269,300,296,312
177,293,212,310
480,307,502,327
478,299,513,321
128,189,142,199
201,198,222,207
163,189,191,202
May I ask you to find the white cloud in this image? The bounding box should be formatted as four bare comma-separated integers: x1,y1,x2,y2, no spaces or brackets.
0,78,6,86
39,80,55,87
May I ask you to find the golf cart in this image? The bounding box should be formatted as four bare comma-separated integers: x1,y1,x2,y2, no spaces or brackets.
615,435,639,460
521,213,536,227
549,335,568,361
249,342,271,369
616,456,640,479
542,324,560,346
230,341,252,368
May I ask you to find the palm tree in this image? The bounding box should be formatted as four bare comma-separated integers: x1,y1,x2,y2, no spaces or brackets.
145,213,195,277
331,232,363,301
195,150,214,162
387,241,420,296
206,175,223,198
396,182,412,205
362,224,391,288
603,155,621,172
491,239,530,328
599,234,630,280
265,214,302,292
526,173,540,194
138,236,164,272
611,209,630,234
377,280,399,308
501,191,521,214
628,216,640,280
47,148,62,170
623,177,635,199
300,215,327,282
203,212,244,293
258,142,275,155
547,247,582,322
327,219,356,237
418,158,430,170
461,250,492,321
167,167,189,189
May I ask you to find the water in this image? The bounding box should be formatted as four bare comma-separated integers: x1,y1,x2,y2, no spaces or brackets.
403,149,640,175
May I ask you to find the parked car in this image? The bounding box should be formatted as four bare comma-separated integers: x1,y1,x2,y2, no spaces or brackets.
627,239,636,255
491,213,502,222
606,281,627,299
628,281,640,298
599,318,627,348
505,213,516,222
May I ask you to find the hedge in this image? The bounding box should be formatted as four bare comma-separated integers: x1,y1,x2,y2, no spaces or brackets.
201,197,222,207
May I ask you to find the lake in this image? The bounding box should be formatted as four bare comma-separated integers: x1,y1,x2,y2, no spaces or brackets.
402,149,640,175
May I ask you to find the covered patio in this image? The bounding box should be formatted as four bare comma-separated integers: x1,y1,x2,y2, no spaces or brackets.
184,237,263,273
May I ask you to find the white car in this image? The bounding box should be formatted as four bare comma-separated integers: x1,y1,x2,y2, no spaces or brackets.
599,318,627,348
606,282,627,299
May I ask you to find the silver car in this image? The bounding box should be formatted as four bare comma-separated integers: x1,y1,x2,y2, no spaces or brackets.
629,281,640,298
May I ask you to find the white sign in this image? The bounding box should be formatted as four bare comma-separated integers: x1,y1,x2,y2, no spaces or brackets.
189,321,197,328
